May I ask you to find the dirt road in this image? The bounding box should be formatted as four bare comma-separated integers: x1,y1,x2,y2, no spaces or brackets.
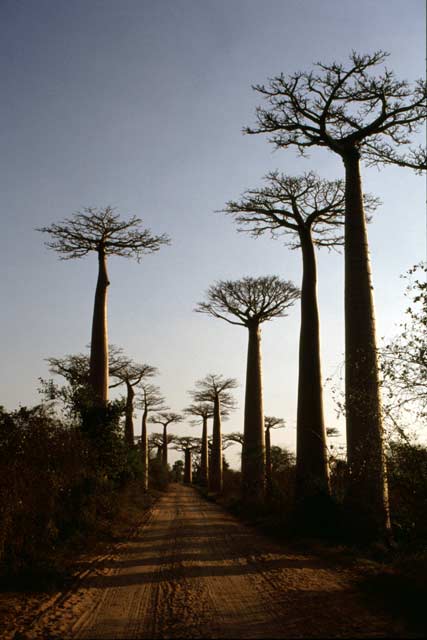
19,484,410,638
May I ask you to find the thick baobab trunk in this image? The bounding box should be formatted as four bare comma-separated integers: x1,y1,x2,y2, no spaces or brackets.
242,322,265,503
201,415,209,486
89,248,109,406
162,425,168,468
124,382,135,447
265,426,273,496
209,396,223,493
141,408,148,491
295,229,330,502
184,449,192,484
343,149,390,540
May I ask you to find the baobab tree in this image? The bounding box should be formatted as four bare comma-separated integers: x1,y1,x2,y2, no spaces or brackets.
246,51,426,538
192,374,237,494
172,436,201,484
110,360,157,448
264,416,286,495
38,207,170,406
149,412,183,468
137,384,167,490
183,401,229,486
183,402,213,487
224,173,378,507
196,277,299,502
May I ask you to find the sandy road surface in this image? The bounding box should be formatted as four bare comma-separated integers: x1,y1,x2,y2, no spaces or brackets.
18,484,410,639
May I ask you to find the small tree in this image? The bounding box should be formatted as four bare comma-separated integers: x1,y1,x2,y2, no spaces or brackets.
110,360,157,448
246,51,426,538
196,277,299,502
137,384,167,490
192,374,237,494
172,436,201,484
149,412,183,468
183,401,229,486
41,344,126,421
264,416,286,495
38,207,170,406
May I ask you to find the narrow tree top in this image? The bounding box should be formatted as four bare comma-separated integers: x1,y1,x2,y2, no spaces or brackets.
223,432,244,446
149,411,183,427
191,374,238,407
38,206,170,260
196,276,300,326
264,416,286,430
110,360,157,389
248,50,426,168
137,383,167,411
171,435,201,452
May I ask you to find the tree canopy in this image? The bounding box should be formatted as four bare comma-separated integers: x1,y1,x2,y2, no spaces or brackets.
37,206,170,259
195,276,300,326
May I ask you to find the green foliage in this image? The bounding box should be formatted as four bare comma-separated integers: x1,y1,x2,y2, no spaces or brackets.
386,440,427,548
148,456,169,490
381,262,427,429
0,401,151,578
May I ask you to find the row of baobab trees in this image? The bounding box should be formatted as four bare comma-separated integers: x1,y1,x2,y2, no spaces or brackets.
39,50,426,541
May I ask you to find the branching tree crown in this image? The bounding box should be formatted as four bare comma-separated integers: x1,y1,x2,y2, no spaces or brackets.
149,412,184,428
191,374,238,408
265,416,286,431
195,276,300,327
224,171,379,249
37,206,170,260
137,383,167,412
247,50,426,170
171,436,202,452
183,401,229,424
110,360,157,389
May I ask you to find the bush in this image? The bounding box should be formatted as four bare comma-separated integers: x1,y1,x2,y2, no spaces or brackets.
0,403,149,579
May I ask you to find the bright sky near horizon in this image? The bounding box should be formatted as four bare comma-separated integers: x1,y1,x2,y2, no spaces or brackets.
1,0,425,468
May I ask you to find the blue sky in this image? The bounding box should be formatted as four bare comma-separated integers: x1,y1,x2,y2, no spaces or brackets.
0,0,425,467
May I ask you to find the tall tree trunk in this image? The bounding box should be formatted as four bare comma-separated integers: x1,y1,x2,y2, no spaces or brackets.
124,382,135,447
141,407,148,491
343,149,390,540
89,248,109,406
265,426,272,496
162,424,168,468
209,396,223,493
200,416,209,486
184,449,192,484
242,322,265,503
295,229,330,502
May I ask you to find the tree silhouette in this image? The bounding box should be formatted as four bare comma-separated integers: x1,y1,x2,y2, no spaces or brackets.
137,384,167,490
38,207,170,406
223,432,244,447
149,412,183,467
192,374,237,494
196,277,299,502
110,360,157,448
183,401,229,486
247,51,426,538
42,344,126,419
172,436,201,484
264,416,286,495
224,173,378,506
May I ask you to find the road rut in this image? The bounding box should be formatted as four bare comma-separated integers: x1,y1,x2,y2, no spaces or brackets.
22,484,410,638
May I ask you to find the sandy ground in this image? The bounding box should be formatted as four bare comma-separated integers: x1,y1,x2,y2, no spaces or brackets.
4,484,415,639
